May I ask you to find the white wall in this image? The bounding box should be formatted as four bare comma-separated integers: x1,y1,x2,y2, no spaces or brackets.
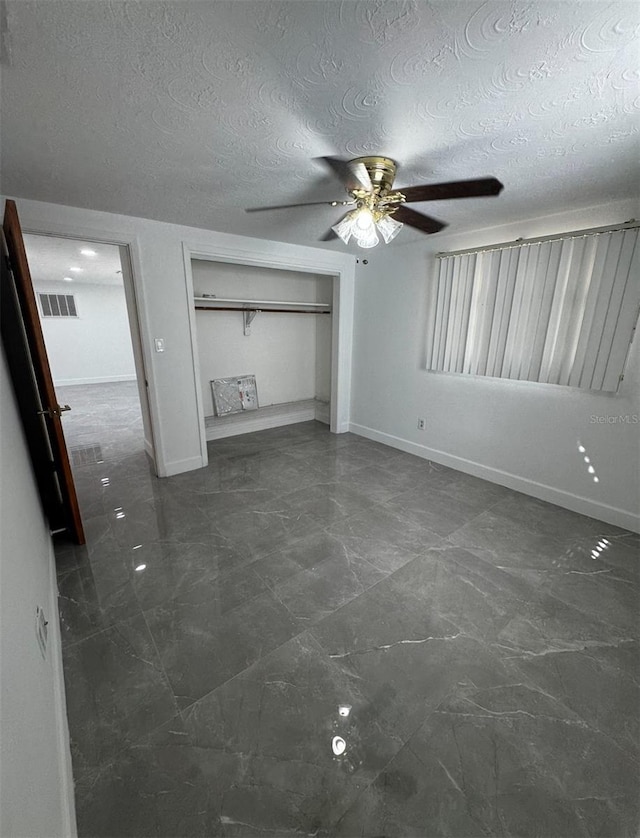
315,311,332,403
350,198,640,532
33,279,136,386
7,197,356,477
0,349,76,837
192,260,331,415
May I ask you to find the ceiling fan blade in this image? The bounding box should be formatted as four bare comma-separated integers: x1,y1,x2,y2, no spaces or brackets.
316,156,372,192
393,206,447,234
399,177,504,203
245,199,352,213
320,228,338,242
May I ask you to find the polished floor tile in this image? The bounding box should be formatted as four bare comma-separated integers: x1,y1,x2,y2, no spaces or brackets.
333,683,638,838
54,382,640,837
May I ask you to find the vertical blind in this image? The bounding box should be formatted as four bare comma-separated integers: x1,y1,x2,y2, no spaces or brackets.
426,225,639,392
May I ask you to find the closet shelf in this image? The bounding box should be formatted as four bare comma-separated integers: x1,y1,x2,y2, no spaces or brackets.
194,296,331,314
204,398,329,441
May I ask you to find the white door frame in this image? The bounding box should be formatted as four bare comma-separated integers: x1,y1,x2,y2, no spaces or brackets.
182,240,355,468
20,226,160,473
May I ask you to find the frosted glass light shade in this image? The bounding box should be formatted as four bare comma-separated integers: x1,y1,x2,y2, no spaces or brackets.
332,207,394,249
352,208,378,247
353,227,379,248
376,214,403,244
354,208,375,233
331,215,354,244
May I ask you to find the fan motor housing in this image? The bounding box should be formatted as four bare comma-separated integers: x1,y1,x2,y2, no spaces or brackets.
353,156,397,193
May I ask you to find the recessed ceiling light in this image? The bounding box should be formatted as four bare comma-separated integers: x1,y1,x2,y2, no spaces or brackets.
69,266,83,272
80,248,97,256
63,276,73,281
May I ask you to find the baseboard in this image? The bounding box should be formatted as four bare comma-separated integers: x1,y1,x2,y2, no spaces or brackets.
315,400,330,425
49,541,78,837
161,455,205,477
53,374,137,386
143,438,159,476
349,422,640,533
205,399,323,441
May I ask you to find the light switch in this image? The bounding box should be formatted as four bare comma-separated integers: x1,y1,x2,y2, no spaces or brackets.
154,338,165,353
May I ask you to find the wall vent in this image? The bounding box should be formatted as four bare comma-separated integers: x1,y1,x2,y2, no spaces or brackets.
38,292,78,318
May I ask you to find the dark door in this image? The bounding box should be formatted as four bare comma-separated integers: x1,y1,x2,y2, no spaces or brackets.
1,199,85,544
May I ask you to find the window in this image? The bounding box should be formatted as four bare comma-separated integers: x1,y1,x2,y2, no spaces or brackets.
426,224,639,392
38,292,78,318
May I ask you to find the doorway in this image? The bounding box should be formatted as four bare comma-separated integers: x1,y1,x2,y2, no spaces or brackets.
22,234,155,491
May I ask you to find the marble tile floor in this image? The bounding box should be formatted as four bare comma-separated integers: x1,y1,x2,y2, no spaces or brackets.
53,386,639,837
56,380,145,473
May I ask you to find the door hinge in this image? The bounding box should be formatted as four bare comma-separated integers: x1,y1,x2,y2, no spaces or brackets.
37,404,71,418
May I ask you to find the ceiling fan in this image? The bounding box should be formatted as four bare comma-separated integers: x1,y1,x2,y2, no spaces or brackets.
246,156,504,248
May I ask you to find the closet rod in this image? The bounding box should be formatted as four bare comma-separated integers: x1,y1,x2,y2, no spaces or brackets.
195,306,330,314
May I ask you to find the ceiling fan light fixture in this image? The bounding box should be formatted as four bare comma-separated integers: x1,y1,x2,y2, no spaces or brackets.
354,227,379,248
375,213,403,244
331,214,355,245
248,156,503,247
353,207,375,232
332,207,381,248
352,207,379,248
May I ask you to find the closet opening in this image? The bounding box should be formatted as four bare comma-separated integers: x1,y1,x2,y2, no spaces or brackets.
190,258,335,448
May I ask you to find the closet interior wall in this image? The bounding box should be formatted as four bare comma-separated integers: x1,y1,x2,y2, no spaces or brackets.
191,259,332,437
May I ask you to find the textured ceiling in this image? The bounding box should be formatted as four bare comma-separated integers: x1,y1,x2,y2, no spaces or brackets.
2,1,639,250
24,234,124,286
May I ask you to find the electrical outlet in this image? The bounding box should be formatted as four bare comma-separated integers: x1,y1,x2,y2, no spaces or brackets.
417,418,426,430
